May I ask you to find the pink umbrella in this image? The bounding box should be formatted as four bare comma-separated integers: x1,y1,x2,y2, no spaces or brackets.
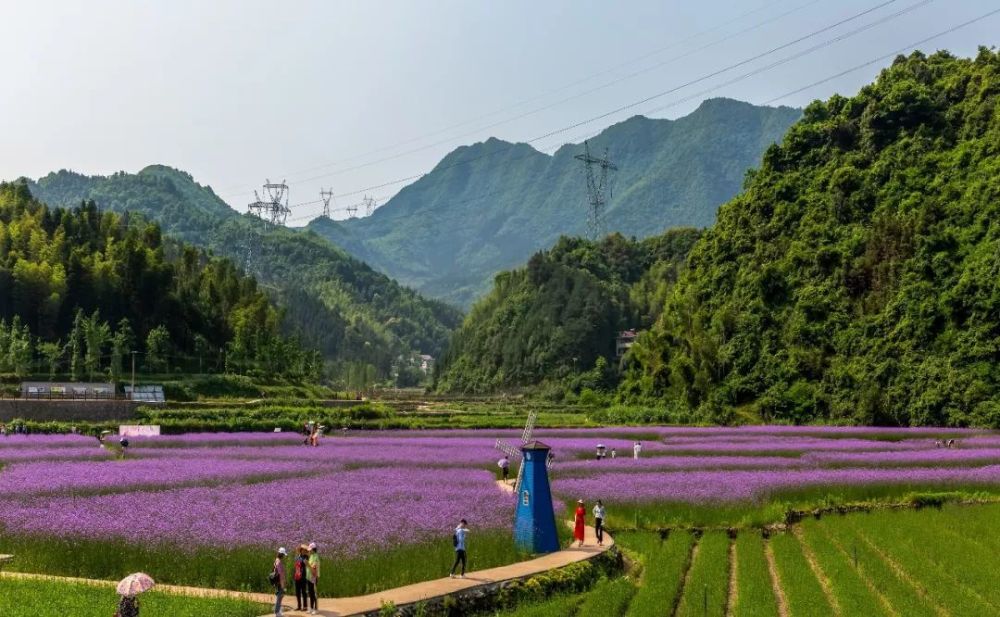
117,572,155,596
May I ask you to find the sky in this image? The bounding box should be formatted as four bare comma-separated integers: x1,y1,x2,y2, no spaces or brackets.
0,0,996,224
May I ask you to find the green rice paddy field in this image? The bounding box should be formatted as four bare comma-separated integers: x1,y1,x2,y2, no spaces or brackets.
498,502,1000,617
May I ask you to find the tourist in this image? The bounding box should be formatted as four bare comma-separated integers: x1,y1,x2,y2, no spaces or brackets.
574,499,586,547
0,423,6,437
450,519,469,578
293,545,309,612
302,422,313,446
610,448,616,459
498,456,510,483
307,542,320,615
593,500,606,546
271,547,287,617
116,594,140,617
633,441,642,459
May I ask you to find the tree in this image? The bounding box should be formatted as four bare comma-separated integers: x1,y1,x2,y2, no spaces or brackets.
145,325,170,374
38,340,63,380
83,311,111,380
68,309,85,381
109,319,133,383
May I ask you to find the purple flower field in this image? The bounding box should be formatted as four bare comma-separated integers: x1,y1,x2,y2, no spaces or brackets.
1,425,998,553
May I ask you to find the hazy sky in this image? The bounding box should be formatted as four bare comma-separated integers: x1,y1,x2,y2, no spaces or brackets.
1,0,996,223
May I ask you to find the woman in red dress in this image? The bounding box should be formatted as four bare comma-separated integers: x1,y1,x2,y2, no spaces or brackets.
573,499,586,546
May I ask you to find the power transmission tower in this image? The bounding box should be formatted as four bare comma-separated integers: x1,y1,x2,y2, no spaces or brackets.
245,179,291,276
346,203,358,218
362,195,377,217
320,188,335,218
574,141,617,239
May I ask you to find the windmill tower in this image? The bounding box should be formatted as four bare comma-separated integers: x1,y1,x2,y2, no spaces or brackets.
496,410,559,553
574,141,618,239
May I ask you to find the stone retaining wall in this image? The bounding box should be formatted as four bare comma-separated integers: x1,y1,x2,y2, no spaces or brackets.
0,400,146,422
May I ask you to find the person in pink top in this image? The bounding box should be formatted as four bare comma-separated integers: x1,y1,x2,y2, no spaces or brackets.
270,547,287,617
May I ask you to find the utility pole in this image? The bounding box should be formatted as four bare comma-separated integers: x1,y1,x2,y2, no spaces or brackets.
574,140,618,240
130,351,138,400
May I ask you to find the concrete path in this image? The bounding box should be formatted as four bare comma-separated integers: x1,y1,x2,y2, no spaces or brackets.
1,482,613,617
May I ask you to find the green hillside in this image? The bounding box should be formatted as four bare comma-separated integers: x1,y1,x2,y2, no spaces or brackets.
621,49,1000,428
26,166,461,380
0,181,315,379
310,98,800,306
435,229,699,394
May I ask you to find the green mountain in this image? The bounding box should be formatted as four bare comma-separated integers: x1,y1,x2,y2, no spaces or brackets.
25,166,461,380
435,229,700,394
0,181,316,379
621,49,1000,428
310,98,801,306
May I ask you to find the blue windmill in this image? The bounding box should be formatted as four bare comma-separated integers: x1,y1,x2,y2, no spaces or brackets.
495,411,559,553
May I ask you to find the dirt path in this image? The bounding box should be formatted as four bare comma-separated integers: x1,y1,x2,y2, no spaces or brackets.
793,527,841,615
4,481,613,617
670,533,699,617
726,536,738,617
764,538,790,617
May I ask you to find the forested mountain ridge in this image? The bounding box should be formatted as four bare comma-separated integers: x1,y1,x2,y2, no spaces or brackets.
309,98,801,306
0,181,317,379
435,229,700,393
621,49,1000,428
26,166,461,381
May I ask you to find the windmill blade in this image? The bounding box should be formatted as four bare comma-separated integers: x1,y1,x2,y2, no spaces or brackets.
521,409,538,444
513,462,525,493
495,438,522,459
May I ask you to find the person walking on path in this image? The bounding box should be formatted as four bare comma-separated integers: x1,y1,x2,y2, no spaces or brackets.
115,594,140,617
450,519,469,578
633,441,642,460
270,547,287,617
498,456,510,484
573,499,586,547
292,545,309,612
306,542,321,615
593,500,606,546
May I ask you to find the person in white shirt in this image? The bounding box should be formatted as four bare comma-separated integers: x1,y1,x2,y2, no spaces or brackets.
498,456,510,484
450,519,470,578
610,448,616,459
633,441,642,459
592,500,607,546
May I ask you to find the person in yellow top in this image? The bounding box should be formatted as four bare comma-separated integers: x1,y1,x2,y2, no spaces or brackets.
306,542,320,615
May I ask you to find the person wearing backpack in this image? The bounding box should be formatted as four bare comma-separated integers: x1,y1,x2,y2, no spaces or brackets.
449,519,469,578
269,547,287,617
293,545,309,612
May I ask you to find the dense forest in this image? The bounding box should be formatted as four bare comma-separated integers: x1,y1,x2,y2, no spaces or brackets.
0,181,319,380
27,166,461,384
435,230,699,393
619,49,1000,428
311,98,799,306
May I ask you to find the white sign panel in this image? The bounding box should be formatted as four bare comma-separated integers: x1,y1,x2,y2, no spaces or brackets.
119,425,161,437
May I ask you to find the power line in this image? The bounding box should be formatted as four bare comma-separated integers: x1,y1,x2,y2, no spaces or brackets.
280,0,929,215
285,8,999,230
215,0,803,197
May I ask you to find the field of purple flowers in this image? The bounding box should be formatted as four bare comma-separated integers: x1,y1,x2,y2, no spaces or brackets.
0,424,998,595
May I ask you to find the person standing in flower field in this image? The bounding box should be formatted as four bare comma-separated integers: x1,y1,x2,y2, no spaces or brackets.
633,441,642,459
270,547,287,617
450,519,469,578
592,499,606,546
573,499,586,547
498,456,510,484
293,545,309,612
306,542,320,615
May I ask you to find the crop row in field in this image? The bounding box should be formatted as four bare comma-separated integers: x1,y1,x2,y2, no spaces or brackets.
498,503,1000,617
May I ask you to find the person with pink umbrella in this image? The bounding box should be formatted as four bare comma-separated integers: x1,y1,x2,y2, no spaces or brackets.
115,572,154,617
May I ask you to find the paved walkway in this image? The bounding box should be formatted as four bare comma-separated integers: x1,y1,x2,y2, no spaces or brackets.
1,482,613,617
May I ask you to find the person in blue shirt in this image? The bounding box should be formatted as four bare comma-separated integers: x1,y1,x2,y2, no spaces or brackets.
449,519,469,578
